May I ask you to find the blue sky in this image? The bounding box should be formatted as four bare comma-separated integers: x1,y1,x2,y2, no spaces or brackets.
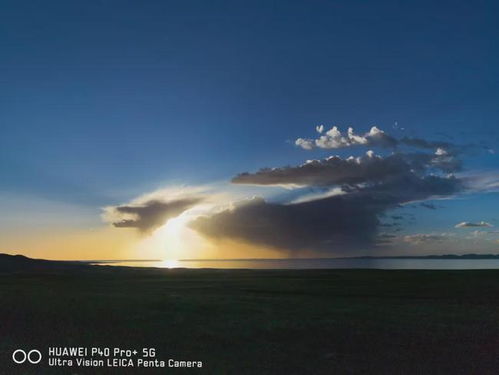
1,0,498,259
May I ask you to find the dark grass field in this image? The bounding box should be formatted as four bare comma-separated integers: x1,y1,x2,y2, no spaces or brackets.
1,256,499,374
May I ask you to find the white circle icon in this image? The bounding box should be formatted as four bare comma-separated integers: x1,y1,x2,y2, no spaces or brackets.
12,349,42,364
12,350,26,364
28,350,42,364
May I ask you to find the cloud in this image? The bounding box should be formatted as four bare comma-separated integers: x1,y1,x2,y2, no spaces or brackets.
295,126,397,150
106,124,495,256
399,137,457,153
288,187,345,204
193,124,470,253
344,174,462,205
462,172,499,193
455,221,493,228
295,126,466,162
403,233,450,244
105,197,202,233
190,194,383,253
430,151,462,172
420,202,437,210
295,138,315,150
233,151,461,188
469,230,488,238
233,151,400,187
192,172,462,253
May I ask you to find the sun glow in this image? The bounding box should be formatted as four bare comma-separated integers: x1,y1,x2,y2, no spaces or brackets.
133,209,211,260
129,198,285,261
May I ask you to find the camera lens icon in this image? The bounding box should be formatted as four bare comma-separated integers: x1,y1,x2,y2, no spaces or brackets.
12,349,42,364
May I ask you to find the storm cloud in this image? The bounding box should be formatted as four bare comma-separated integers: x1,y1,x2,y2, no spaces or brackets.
192,173,462,253
190,194,383,253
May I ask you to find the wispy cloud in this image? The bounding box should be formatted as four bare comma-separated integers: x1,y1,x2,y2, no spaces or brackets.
403,233,451,244
103,186,208,233
106,198,202,233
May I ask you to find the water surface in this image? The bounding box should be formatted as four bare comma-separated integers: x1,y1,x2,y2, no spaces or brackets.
93,258,499,270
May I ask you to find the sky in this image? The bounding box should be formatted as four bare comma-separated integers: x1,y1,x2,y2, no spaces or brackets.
1,0,498,260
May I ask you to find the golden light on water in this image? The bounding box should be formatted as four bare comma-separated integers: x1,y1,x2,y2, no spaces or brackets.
161,259,180,269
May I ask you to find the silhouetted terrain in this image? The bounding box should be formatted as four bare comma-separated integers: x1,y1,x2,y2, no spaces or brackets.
1,253,499,374
0,254,90,272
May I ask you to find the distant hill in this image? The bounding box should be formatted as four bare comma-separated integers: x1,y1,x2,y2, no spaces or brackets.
0,253,89,272
352,254,499,260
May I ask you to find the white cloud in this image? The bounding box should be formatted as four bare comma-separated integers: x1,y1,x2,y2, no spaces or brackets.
435,148,448,156
296,126,396,150
295,138,314,150
289,187,346,204
455,221,493,228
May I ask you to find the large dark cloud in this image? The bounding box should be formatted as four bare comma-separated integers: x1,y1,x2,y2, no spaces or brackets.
191,174,462,253
109,198,201,233
190,195,382,252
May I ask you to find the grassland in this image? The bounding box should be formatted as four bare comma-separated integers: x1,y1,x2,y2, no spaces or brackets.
1,256,499,374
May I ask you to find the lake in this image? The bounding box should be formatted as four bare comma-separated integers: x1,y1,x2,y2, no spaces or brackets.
93,258,499,270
